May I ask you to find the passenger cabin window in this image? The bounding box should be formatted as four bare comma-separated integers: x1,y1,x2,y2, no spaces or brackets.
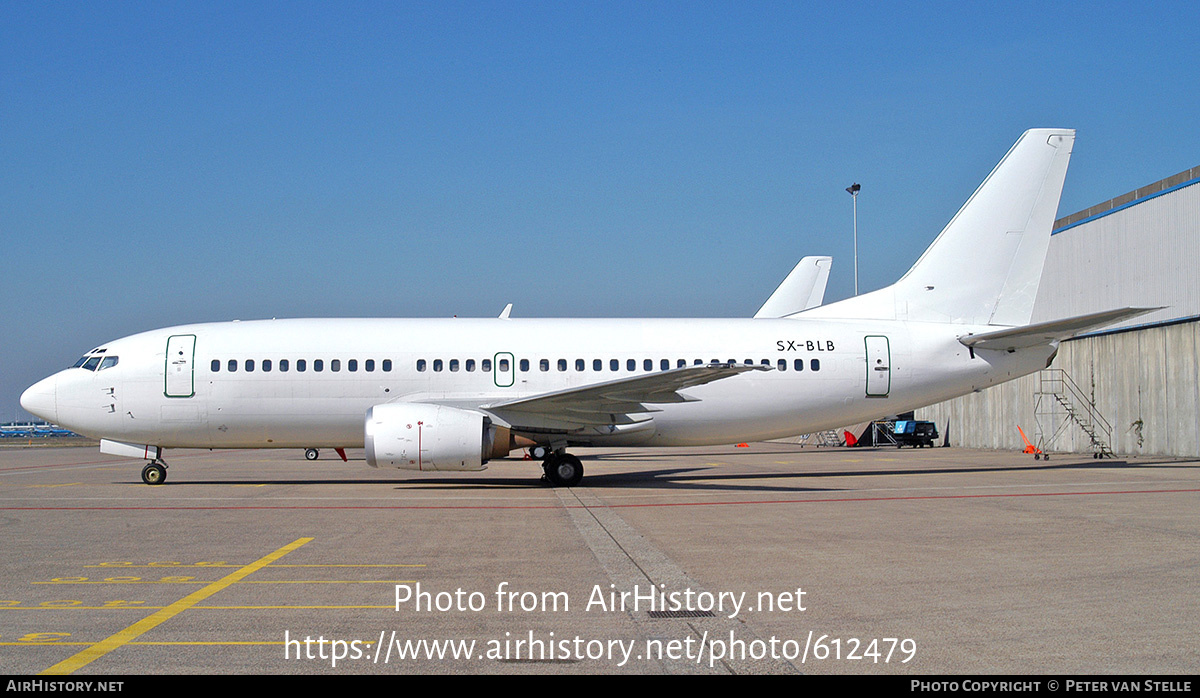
498,359,509,372
331,359,341,372
794,359,803,371
558,359,567,372
383,360,392,372
450,359,459,372
348,359,357,372
245,359,255,372
778,359,787,371
297,359,307,372
314,359,324,372
211,359,220,372
811,359,820,371
433,359,443,372
610,359,619,371
366,359,375,372
594,359,602,371
417,360,426,372
661,359,670,370
263,359,272,372
520,359,530,372
280,359,290,372
627,359,636,371
227,360,237,373
540,359,549,372
482,359,492,372
576,359,585,372
466,359,475,372
643,359,652,371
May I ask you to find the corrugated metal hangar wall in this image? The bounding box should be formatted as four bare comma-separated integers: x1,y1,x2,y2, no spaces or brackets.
917,166,1200,457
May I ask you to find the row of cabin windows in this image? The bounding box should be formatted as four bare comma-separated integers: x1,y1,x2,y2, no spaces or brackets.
211,358,393,374
211,357,824,375
416,358,821,372
416,358,493,373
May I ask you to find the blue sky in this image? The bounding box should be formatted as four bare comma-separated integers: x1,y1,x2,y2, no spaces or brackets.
3,1,1199,419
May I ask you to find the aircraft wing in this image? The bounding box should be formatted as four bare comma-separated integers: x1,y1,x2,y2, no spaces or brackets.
755,256,832,318
958,307,1161,352
483,363,770,429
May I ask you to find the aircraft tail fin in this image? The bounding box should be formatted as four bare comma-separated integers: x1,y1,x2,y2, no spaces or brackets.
802,128,1075,326
755,256,832,318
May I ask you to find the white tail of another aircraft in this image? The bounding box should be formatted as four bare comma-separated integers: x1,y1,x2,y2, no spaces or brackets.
755,255,832,318
803,128,1076,327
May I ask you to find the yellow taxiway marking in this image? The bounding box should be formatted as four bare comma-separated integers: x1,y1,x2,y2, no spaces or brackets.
233,484,267,488
2,604,395,611
12,647,304,652
35,581,211,585
27,483,83,488
39,537,312,676
36,579,412,585
270,564,426,568
83,563,425,568
237,580,415,584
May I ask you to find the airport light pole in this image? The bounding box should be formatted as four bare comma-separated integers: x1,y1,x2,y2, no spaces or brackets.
846,183,861,295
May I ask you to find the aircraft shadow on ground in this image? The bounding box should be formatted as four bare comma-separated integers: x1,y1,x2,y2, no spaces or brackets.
123,453,1192,494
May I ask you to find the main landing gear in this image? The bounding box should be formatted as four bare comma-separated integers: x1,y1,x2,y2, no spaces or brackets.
141,459,168,485
541,452,584,487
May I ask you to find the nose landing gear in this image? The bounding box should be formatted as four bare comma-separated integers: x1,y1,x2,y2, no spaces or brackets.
141,460,167,485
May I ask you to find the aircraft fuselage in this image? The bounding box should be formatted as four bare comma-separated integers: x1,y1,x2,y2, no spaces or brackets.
23,316,1052,450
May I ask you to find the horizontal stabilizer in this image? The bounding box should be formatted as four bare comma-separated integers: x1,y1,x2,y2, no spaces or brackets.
958,307,1162,351
755,256,832,318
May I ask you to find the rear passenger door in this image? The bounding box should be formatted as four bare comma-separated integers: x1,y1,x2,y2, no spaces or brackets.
865,335,891,397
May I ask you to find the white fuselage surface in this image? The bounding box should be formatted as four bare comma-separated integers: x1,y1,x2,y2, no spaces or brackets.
37,316,1050,449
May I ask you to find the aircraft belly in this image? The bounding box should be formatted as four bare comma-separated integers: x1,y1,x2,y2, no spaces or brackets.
207,396,365,448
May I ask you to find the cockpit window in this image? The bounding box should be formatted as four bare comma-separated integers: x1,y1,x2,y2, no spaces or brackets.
72,356,90,368
98,356,119,371
82,356,102,371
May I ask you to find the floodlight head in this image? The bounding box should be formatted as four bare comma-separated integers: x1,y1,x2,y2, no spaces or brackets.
846,183,861,195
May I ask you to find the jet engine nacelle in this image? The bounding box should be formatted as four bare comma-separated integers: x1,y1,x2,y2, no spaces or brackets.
364,403,511,471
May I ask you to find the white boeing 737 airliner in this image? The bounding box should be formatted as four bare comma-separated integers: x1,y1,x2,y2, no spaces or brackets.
21,129,1151,486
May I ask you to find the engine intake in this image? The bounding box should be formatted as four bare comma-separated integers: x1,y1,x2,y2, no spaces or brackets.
364,403,510,471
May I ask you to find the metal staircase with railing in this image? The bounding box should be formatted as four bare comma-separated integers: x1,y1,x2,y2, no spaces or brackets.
796,429,845,447
815,429,844,447
1034,369,1115,458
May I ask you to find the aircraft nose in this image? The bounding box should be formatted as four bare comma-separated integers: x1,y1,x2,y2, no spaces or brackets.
20,374,58,423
